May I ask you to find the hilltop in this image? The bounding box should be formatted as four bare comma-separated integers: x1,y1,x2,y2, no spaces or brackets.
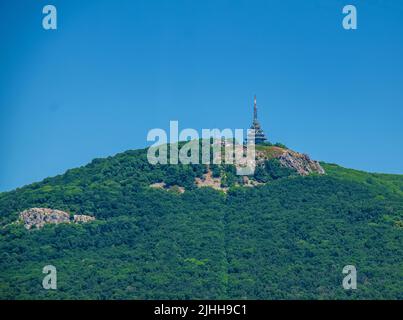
0,142,402,299
149,143,325,192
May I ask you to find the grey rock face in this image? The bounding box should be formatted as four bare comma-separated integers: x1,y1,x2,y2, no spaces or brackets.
19,208,70,229
277,150,325,176
19,208,95,229
73,214,96,223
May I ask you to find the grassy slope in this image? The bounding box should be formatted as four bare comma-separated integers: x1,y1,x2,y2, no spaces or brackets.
322,163,403,197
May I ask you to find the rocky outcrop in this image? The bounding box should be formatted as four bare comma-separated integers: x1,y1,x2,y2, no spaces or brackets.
254,147,324,176
149,182,185,193
195,169,225,191
20,208,69,229
277,150,325,176
19,208,95,230
73,214,96,223
149,182,167,189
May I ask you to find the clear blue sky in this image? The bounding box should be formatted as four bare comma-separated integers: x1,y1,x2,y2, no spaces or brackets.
1,0,402,192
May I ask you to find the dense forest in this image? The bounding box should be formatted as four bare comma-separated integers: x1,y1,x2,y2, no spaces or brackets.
0,144,402,299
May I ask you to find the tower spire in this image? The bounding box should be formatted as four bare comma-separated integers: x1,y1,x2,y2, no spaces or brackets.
248,94,267,144
253,95,257,122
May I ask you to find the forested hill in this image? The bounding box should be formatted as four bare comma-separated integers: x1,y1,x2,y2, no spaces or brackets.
0,144,402,299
